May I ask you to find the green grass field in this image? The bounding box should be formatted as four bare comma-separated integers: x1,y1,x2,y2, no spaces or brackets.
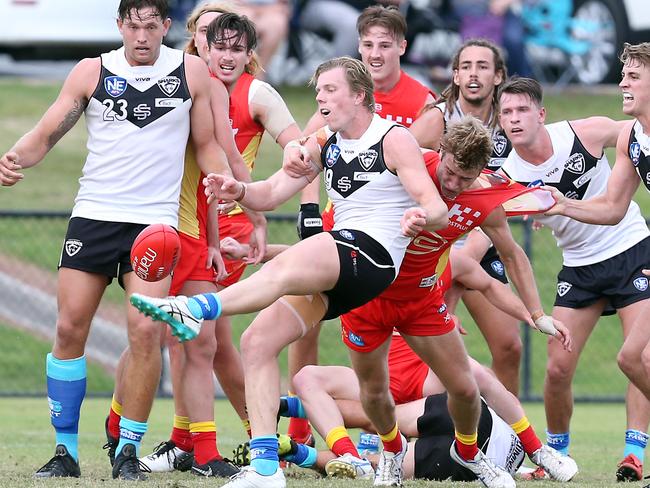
0,79,647,398
0,397,632,487
0,79,646,486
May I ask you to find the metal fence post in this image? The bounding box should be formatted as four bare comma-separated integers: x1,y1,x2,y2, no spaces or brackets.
520,219,533,402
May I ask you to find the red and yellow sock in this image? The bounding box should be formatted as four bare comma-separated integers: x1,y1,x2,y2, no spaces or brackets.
455,430,479,461
242,418,252,439
190,421,220,465
379,423,404,454
511,417,542,456
171,415,193,453
326,426,359,458
108,396,122,439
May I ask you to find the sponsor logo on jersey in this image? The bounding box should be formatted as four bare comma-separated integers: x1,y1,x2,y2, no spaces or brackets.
155,98,183,108
573,167,596,188
375,102,383,113
419,274,437,288
339,230,354,240
557,281,572,297
353,172,379,181
437,304,447,314
325,144,340,167
157,76,181,97
564,190,580,199
448,203,481,230
104,76,127,97
135,76,150,82
630,142,641,166
48,397,62,418
358,149,378,171
493,133,508,156
545,167,559,178
491,260,505,276
65,239,83,257
527,179,543,188
633,277,648,291
347,330,365,347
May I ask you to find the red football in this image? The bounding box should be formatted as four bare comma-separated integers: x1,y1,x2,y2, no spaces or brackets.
130,224,181,282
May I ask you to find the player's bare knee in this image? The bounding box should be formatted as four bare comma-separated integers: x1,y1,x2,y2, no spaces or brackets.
292,365,320,397
492,336,522,363
54,318,88,351
545,359,575,385
617,346,639,377
447,377,480,404
240,326,280,364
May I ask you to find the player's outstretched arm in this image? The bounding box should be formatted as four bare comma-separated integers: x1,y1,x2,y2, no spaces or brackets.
383,127,448,233
451,248,534,326
545,120,640,225
481,206,572,350
0,57,98,185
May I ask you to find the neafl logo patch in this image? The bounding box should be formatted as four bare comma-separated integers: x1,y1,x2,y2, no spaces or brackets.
65,239,83,257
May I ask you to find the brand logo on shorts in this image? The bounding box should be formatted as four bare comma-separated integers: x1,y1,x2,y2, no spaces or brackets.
325,144,341,167
104,76,127,97
157,76,181,97
347,330,365,347
65,239,83,257
493,133,508,156
634,277,648,291
565,153,586,174
358,149,378,171
630,142,641,166
491,260,505,276
557,281,572,297
339,230,354,240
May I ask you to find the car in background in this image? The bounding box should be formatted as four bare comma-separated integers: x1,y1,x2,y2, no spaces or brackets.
570,0,650,84
0,0,185,60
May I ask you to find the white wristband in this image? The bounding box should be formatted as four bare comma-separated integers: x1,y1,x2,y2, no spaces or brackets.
535,315,558,336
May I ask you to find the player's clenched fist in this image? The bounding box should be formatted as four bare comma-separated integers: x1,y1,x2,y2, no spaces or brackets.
401,207,427,237
203,173,246,204
0,152,24,186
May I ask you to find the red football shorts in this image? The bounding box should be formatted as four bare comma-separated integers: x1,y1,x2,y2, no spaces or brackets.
340,291,455,353
170,232,216,295
388,334,430,404
218,213,254,288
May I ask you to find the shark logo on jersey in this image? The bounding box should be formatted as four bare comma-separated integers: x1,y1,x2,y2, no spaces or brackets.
325,144,341,167
493,133,508,156
65,239,83,257
565,153,586,174
634,277,648,291
157,76,181,97
630,142,641,166
557,281,572,297
104,76,127,97
491,260,505,276
358,149,378,171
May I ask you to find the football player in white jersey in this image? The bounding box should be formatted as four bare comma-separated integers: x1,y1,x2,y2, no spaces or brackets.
0,0,233,481
498,76,650,482
130,56,449,488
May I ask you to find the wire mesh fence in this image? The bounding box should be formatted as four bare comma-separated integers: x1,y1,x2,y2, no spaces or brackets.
0,211,632,401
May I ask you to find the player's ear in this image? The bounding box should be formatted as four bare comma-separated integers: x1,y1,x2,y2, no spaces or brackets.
162,17,172,36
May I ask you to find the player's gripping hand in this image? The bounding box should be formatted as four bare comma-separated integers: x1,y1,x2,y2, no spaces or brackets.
283,142,317,180
534,313,573,352
0,152,24,186
297,203,323,240
541,185,567,216
203,174,244,204
401,207,427,237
